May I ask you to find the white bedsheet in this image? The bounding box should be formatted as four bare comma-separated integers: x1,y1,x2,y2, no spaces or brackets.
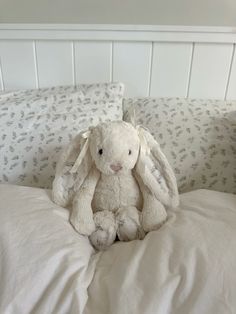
0,184,97,314
0,184,236,314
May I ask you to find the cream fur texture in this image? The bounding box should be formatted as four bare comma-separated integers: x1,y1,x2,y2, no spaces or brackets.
52,121,179,250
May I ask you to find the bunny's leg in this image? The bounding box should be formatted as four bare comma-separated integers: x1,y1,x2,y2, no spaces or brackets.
136,175,168,232
141,190,167,232
70,166,100,236
116,206,145,241
89,210,117,251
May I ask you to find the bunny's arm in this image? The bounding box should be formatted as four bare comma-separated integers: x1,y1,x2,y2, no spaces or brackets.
70,165,100,236
135,172,167,232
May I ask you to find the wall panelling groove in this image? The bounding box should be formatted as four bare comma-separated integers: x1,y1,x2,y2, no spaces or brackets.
147,42,154,97
226,44,236,100
186,43,195,98
32,40,39,88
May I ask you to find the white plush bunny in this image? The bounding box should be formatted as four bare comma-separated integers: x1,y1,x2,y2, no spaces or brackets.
52,120,179,250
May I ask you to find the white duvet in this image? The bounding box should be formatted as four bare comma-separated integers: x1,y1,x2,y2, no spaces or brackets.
0,184,236,314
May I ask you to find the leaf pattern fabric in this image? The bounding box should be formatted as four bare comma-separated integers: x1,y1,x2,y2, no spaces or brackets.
0,83,124,188
123,98,236,194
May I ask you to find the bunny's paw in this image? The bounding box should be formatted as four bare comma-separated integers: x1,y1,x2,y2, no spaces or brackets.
89,210,117,250
116,206,145,241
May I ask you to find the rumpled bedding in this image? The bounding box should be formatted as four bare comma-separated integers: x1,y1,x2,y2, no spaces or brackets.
0,184,236,314
0,184,97,314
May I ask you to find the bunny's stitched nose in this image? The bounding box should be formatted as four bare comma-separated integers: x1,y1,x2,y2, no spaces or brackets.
110,163,123,172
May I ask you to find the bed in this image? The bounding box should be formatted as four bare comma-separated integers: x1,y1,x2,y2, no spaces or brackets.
1,23,236,314
1,184,236,314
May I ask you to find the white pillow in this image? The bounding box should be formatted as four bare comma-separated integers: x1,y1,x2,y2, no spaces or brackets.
0,184,95,313
0,82,124,188
124,98,236,193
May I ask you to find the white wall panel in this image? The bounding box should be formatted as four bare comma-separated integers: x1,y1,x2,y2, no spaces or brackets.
0,57,3,91
188,43,233,99
36,41,74,88
74,41,111,84
113,42,152,97
150,42,192,97
0,40,36,90
0,34,235,99
226,45,236,100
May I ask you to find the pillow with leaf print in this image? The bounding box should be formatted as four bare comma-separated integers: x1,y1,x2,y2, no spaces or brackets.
123,98,236,194
0,82,124,188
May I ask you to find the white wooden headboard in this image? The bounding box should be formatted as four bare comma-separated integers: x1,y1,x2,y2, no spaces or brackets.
0,24,236,99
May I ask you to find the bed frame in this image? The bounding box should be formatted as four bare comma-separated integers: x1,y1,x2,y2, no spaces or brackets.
0,24,236,99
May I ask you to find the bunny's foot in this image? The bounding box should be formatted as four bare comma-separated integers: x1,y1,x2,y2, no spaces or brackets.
89,210,117,251
116,206,145,241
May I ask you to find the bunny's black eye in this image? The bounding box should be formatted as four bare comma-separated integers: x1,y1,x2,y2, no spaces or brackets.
128,149,132,155
98,148,103,155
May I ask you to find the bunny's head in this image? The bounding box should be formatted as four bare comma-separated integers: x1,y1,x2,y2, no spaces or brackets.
89,121,140,175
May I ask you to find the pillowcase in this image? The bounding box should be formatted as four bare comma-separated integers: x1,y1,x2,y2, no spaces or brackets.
124,98,236,194
0,82,124,188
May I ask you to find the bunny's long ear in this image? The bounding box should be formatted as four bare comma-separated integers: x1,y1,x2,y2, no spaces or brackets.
134,127,179,208
52,130,93,207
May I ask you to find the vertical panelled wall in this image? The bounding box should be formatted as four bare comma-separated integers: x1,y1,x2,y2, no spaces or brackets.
0,39,235,99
